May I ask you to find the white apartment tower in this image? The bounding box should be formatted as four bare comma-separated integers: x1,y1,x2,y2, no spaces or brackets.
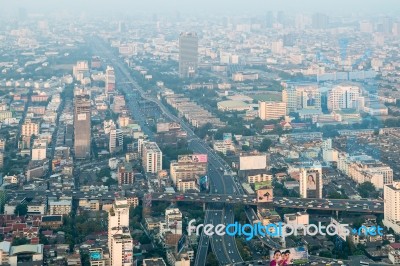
327,85,361,111
142,142,162,173
109,127,124,154
163,208,183,236
383,182,400,233
108,199,133,266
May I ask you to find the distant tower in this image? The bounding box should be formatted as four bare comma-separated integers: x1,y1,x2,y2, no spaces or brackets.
105,66,116,94
74,93,91,159
179,32,198,78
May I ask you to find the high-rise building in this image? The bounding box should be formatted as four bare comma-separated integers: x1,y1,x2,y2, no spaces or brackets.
327,85,361,111
383,182,400,233
312,13,329,29
265,11,274,28
89,248,110,266
0,153,3,169
72,61,89,82
112,95,126,113
170,154,208,192
258,101,287,120
74,94,91,159
143,258,167,266
179,32,198,78
271,40,284,54
162,208,183,236
105,66,116,93
108,199,133,266
284,84,321,113
91,56,102,69
277,11,285,25
142,142,162,173
31,141,47,161
109,127,123,154
117,163,135,185
22,119,39,137
299,167,323,199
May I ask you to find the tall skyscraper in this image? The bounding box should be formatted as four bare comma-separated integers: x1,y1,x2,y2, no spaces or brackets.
265,11,274,28
108,199,133,266
179,32,198,78
109,126,124,154
105,66,116,94
383,182,400,233
312,13,329,29
74,94,91,159
142,142,162,173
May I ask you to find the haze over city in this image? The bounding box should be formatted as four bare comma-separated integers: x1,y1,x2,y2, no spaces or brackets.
0,1,400,266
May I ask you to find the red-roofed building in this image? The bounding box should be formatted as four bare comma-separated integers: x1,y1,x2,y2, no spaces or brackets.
390,243,400,250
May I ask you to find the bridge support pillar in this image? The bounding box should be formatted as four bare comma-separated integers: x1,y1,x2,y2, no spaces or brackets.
334,210,339,219
203,202,206,211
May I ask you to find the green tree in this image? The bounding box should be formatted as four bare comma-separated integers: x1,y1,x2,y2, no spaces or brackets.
242,145,250,151
327,191,348,199
12,237,29,246
358,182,378,198
14,203,28,216
258,138,272,152
196,123,213,139
206,252,218,266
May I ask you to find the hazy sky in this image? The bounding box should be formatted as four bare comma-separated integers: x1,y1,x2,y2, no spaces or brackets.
2,0,400,17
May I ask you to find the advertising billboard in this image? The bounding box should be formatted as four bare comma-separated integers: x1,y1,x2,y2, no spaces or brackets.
257,188,273,203
193,154,208,163
77,113,87,121
178,154,208,163
223,133,232,144
123,243,133,263
239,155,267,171
156,122,170,133
306,171,317,190
269,246,308,265
199,175,209,191
331,218,347,241
254,180,272,191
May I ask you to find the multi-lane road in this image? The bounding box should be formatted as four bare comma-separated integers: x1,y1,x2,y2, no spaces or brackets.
91,37,243,265
151,192,384,213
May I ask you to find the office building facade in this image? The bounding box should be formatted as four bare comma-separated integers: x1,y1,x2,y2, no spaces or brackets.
179,32,198,78
74,94,91,159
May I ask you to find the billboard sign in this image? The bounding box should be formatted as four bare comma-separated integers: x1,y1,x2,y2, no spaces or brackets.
177,235,185,254
239,155,267,171
306,172,317,190
254,180,272,191
331,218,348,241
193,154,208,163
199,175,209,191
77,113,87,121
178,154,208,163
269,246,308,265
257,188,273,203
223,133,232,144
